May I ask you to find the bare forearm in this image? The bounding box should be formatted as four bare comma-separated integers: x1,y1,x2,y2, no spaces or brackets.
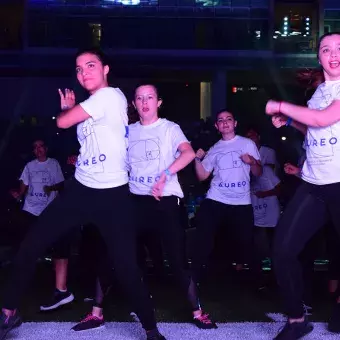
263,185,280,197
195,160,210,181
280,101,340,128
250,162,262,177
167,150,195,175
48,181,64,192
18,182,28,197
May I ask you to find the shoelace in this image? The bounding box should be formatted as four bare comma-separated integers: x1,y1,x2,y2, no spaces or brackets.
195,313,213,324
4,315,10,325
80,314,102,323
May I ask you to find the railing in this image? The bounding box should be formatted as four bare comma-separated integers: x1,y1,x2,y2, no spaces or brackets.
28,0,269,8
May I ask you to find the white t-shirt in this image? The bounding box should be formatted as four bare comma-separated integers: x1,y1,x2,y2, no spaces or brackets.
302,80,340,185
201,135,261,205
251,165,281,227
75,87,129,189
260,146,276,166
128,118,188,198
20,158,65,216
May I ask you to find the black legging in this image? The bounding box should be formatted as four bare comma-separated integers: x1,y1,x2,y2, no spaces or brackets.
192,198,254,283
132,194,200,311
2,178,156,331
273,181,340,318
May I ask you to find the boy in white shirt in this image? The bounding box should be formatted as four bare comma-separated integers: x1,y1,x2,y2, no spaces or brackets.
192,110,262,284
10,139,74,310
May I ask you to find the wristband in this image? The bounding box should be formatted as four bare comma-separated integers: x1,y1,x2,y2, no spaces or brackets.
164,168,171,176
286,117,293,126
195,157,202,162
62,105,69,111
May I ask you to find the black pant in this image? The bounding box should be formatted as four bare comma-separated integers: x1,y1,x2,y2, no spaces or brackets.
327,223,340,280
253,227,274,275
132,194,197,309
192,198,254,282
11,210,72,259
3,178,156,331
78,224,113,298
273,181,340,318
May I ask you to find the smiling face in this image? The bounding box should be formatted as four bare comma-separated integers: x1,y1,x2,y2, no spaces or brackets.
215,111,237,136
318,34,340,81
133,85,162,124
75,52,109,93
33,140,47,161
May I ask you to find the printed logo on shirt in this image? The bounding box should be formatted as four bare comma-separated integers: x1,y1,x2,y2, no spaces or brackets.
30,192,48,198
27,170,52,203
129,175,160,184
252,187,267,218
77,154,107,167
216,150,243,170
128,138,161,181
304,128,337,158
218,181,247,188
215,150,250,196
78,119,94,141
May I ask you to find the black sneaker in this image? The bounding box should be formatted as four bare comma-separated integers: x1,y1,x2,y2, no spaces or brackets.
146,329,166,340
40,289,74,311
328,302,340,333
71,314,105,332
274,319,313,339
0,310,22,340
193,312,218,329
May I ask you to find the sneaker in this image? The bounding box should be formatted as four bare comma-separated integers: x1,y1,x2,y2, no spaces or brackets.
146,329,166,340
193,312,218,329
40,289,74,311
0,310,22,340
71,314,105,332
328,302,340,333
303,303,313,316
130,312,140,322
274,319,313,339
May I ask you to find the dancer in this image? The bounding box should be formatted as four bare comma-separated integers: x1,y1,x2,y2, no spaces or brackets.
245,128,281,288
72,84,217,331
10,139,74,311
0,48,164,340
266,32,340,339
192,110,262,283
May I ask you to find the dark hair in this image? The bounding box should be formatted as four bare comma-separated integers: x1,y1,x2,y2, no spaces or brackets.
216,109,236,121
134,83,160,99
245,125,260,136
75,47,108,66
32,139,46,147
317,32,340,59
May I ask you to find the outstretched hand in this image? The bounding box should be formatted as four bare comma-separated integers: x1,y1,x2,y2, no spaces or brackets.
58,88,76,111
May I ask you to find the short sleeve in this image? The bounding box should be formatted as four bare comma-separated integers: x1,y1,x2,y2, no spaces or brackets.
80,88,126,121
171,124,189,152
262,147,276,165
201,147,215,173
266,166,281,188
247,140,261,161
19,165,30,186
54,161,65,183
